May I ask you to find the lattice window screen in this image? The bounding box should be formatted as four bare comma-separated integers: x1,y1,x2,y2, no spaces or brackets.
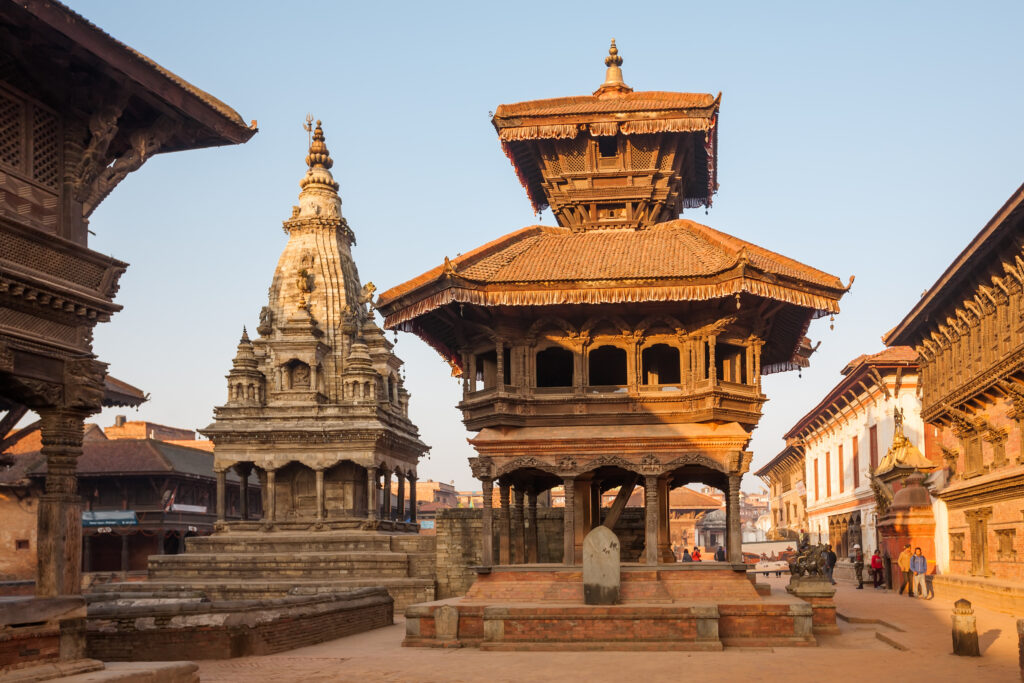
629,137,656,169
32,108,59,189
0,90,24,169
560,137,587,173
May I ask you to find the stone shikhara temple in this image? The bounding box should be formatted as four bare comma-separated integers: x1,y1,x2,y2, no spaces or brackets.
203,120,427,531
378,42,850,649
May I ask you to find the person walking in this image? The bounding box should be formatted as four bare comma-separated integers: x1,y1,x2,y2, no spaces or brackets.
910,547,928,598
824,544,837,585
853,544,865,589
897,543,914,596
870,549,884,589
714,545,726,562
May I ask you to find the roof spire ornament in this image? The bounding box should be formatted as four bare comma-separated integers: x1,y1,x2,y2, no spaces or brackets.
595,39,632,97
293,115,342,221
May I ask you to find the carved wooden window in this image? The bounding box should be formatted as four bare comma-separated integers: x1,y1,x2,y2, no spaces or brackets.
837,444,844,494
949,533,965,560
715,342,747,384
641,344,680,385
988,432,1006,467
852,435,860,488
474,350,498,390
962,435,983,476
869,425,878,471
588,345,627,386
0,85,60,190
597,136,618,158
813,459,819,502
995,529,1016,561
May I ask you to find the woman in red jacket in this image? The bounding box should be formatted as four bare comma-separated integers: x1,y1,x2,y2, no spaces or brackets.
692,547,702,562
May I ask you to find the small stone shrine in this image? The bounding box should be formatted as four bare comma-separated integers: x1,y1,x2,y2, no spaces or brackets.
381,42,849,649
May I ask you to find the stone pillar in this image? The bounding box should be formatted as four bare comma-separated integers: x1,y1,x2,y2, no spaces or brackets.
951,599,981,656
727,474,742,563
563,477,575,566
408,474,418,523
513,487,526,564
366,466,379,520
238,463,250,521
644,475,659,565
215,469,226,523
527,491,539,563
36,407,90,597
315,468,325,522
380,469,390,519
396,472,406,522
480,477,494,566
266,469,277,522
499,483,512,564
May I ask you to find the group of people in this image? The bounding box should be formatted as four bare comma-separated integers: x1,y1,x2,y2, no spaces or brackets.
676,546,728,562
818,540,930,596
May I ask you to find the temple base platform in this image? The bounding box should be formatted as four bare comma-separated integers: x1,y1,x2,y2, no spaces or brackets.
404,564,824,650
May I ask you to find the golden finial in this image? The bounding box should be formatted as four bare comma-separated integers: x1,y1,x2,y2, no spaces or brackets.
304,117,333,170
595,38,632,96
605,39,623,68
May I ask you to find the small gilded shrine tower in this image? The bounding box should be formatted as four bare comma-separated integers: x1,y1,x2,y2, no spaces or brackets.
378,43,851,570
202,120,427,531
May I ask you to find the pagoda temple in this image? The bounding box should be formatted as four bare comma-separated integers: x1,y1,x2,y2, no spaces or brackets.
377,42,851,649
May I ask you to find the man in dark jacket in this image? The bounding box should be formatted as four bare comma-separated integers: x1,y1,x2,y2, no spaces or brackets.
714,546,726,562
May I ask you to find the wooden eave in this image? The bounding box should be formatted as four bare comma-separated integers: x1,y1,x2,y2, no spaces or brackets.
3,0,256,149
885,182,1024,348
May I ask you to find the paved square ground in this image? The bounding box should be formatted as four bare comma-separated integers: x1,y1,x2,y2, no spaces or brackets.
197,575,1021,682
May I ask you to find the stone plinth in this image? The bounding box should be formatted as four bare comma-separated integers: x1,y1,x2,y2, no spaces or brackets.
86,588,393,661
951,599,980,657
405,565,816,650
785,576,838,635
0,597,94,675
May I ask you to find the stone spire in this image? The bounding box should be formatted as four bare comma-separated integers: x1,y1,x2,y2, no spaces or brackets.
594,39,632,97
295,117,342,221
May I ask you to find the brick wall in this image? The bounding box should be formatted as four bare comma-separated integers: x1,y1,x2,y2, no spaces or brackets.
434,508,646,599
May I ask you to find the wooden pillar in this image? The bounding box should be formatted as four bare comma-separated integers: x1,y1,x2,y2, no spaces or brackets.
36,407,90,597
396,472,406,522
266,469,277,522
708,335,717,383
513,487,526,564
366,466,379,520
82,534,92,573
562,477,575,566
590,479,602,529
527,491,539,563
120,533,129,574
727,474,742,563
496,339,505,391
215,469,226,523
480,477,494,566
644,475,660,565
408,474,418,523
315,468,325,521
499,483,512,564
658,477,671,561
238,464,250,521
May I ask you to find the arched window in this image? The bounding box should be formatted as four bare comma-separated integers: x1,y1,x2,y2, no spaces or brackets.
588,345,627,386
641,344,681,385
536,347,574,387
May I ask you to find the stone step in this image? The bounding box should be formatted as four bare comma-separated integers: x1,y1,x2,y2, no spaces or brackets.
187,532,433,555
148,552,414,579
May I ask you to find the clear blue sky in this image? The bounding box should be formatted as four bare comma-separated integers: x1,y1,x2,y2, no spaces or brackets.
64,1,1023,492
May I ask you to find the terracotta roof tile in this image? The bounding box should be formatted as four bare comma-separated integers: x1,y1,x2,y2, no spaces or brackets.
495,91,717,119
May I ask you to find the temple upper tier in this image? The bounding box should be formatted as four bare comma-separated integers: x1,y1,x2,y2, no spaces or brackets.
492,40,720,229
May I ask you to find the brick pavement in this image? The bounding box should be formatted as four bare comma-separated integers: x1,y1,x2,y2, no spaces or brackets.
197,574,1020,682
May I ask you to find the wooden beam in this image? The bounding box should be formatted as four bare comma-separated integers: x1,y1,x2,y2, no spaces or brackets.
602,474,639,530
0,405,31,452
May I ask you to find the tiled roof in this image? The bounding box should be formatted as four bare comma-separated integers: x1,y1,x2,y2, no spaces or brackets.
494,91,717,119
378,219,846,325
103,375,147,408
668,487,723,509
17,439,242,481
840,346,918,376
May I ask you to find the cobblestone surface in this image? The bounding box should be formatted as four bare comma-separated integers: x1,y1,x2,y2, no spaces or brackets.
197,574,1020,682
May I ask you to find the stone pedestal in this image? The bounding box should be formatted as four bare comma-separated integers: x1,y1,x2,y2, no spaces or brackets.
951,599,980,656
786,576,838,635
582,526,620,605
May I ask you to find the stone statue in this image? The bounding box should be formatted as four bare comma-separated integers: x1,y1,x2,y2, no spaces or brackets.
358,282,376,312
257,306,274,336
788,543,827,578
